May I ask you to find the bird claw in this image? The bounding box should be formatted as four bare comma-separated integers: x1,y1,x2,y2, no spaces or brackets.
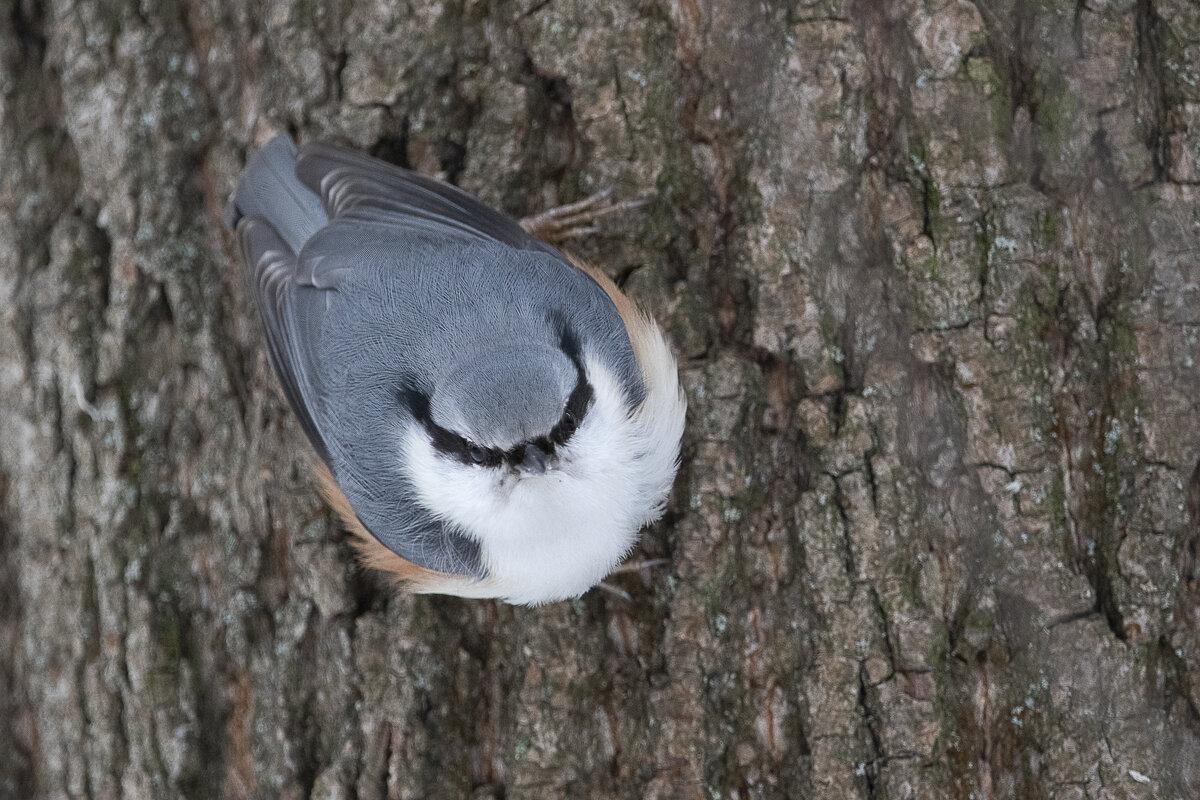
594,582,634,602
593,558,670,602
520,187,652,244
608,558,669,575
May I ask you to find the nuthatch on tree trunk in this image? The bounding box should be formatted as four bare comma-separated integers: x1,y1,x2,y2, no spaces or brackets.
226,135,685,604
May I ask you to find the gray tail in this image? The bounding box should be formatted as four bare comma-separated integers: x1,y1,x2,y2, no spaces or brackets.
224,134,329,254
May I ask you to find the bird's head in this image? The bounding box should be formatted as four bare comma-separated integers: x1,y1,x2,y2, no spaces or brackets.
396,325,672,604
402,337,593,480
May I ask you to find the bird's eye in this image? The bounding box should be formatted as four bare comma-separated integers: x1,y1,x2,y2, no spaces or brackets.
467,445,488,464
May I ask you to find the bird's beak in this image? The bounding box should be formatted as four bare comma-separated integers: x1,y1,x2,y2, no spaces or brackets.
517,443,551,475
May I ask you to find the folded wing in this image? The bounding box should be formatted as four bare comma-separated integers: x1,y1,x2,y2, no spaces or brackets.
295,141,559,254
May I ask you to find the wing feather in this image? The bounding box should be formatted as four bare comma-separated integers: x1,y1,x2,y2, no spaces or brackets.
295,142,558,253
236,216,330,463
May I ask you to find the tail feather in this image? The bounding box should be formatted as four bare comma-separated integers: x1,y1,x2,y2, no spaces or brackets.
225,135,329,254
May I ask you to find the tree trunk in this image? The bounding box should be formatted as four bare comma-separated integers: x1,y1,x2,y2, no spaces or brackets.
2,0,1199,797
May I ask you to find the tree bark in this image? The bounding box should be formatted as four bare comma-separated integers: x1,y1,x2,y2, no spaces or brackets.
2,0,1199,797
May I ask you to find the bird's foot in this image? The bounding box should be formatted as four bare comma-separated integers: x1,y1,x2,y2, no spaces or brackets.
520,187,651,244
594,559,670,601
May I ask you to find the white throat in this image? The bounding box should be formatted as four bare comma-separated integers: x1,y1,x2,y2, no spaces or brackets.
401,337,685,605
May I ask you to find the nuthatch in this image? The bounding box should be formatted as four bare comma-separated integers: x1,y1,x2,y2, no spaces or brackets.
226,135,685,604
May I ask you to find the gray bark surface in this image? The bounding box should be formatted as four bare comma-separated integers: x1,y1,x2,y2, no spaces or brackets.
2,0,1199,797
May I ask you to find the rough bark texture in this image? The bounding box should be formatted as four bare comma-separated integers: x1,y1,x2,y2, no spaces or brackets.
2,0,1200,798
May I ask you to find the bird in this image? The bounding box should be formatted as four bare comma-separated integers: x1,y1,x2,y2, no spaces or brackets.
225,134,686,605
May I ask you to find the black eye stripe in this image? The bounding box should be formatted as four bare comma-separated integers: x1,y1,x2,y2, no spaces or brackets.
440,431,503,467
398,384,503,467
550,376,593,446
398,332,594,468
567,382,592,419
559,324,584,363
397,384,431,419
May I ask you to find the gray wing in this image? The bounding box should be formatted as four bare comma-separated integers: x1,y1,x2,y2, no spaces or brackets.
237,222,329,460
228,138,332,463
295,141,560,253
228,136,491,577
